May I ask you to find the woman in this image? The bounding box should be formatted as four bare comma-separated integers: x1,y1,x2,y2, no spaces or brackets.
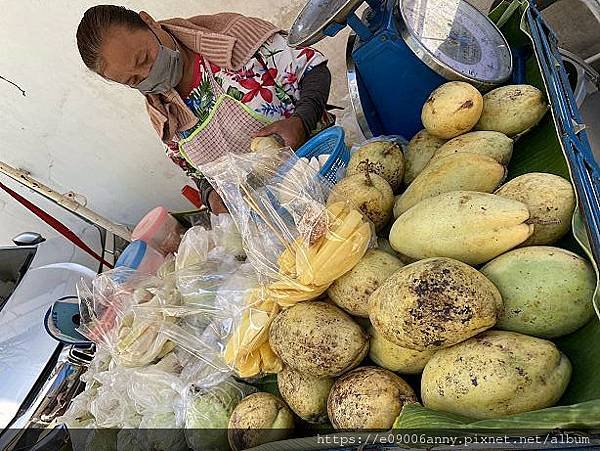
76,5,332,213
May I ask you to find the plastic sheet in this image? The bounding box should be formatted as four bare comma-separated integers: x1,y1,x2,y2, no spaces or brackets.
198,147,374,378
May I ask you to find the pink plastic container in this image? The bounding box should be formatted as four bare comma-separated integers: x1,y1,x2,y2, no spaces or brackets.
132,206,184,255
116,240,165,275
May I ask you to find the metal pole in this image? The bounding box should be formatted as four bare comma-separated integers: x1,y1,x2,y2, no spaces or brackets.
0,160,132,241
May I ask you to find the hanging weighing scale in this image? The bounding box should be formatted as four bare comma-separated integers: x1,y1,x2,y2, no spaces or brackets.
289,0,513,139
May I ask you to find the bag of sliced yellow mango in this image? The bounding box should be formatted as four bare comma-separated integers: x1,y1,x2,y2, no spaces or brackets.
198,147,375,378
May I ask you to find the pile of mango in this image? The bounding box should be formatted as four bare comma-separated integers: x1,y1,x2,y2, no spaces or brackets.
223,82,597,451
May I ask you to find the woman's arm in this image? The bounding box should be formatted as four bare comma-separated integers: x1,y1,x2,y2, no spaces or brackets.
195,177,227,214
196,177,214,209
254,62,332,148
292,62,332,134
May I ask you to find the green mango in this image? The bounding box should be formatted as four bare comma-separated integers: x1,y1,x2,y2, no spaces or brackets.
481,246,596,338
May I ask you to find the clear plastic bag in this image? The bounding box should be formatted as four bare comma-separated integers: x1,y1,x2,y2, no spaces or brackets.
80,346,112,387
55,387,97,429
175,226,213,271
89,366,141,428
184,377,256,451
211,213,245,260
349,135,408,155
156,254,176,279
198,148,374,378
199,147,374,295
77,257,241,383
77,269,179,368
126,353,184,417
58,343,240,450
175,216,245,272
176,259,240,309
65,351,185,428
76,268,148,346
158,320,231,383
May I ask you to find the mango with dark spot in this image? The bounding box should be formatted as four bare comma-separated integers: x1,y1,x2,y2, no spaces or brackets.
369,325,436,374
421,331,571,419
404,129,447,185
369,257,502,351
327,366,417,429
394,152,507,217
328,249,404,317
227,392,294,451
495,172,575,246
475,84,547,137
346,139,405,193
430,130,513,166
277,366,334,424
328,171,394,231
421,81,483,139
269,301,369,378
389,191,534,265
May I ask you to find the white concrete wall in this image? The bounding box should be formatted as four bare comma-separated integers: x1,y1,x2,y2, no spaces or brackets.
0,0,358,245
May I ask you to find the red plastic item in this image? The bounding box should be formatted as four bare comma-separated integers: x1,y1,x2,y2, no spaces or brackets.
181,185,203,208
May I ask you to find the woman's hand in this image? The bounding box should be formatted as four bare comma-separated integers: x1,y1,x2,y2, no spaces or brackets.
253,116,307,150
208,190,228,215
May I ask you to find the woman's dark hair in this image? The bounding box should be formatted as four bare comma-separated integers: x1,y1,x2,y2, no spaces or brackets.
76,5,147,72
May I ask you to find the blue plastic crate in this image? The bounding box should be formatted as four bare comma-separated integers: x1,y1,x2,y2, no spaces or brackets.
526,2,600,264
296,126,351,184
248,126,350,225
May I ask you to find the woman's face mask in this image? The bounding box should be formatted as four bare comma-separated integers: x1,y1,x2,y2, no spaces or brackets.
135,28,183,95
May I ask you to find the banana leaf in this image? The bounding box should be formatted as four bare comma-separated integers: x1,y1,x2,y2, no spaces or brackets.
392,0,600,433
396,401,600,430
250,373,280,397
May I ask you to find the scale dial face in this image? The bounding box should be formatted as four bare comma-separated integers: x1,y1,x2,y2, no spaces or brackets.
399,0,512,85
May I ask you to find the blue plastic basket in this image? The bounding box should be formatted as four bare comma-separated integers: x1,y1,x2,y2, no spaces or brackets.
296,126,351,184
246,127,349,228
